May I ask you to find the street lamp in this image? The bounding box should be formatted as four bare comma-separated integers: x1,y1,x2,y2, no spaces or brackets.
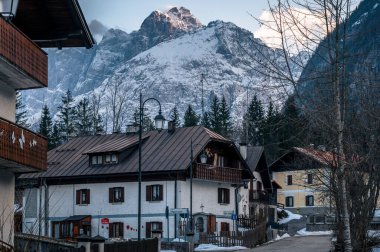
138,92,165,241
189,140,207,234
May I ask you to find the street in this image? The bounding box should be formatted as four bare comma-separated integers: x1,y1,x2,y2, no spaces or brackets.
245,235,331,252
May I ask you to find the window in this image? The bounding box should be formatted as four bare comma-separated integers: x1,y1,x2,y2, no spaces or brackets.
146,185,163,201
306,195,314,206
61,222,73,237
218,188,230,204
105,154,111,163
145,222,162,238
218,156,224,167
76,189,90,205
196,217,204,233
307,174,313,184
109,187,124,203
109,222,124,238
105,153,118,164
91,155,103,165
112,154,117,163
285,196,294,207
287,175,293,185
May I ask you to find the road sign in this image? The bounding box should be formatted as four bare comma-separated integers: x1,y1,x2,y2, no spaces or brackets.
231,214,237,221
101,218,109,224
171,208,188,214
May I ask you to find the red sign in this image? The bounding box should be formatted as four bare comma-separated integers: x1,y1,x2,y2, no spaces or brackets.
101,218,109,224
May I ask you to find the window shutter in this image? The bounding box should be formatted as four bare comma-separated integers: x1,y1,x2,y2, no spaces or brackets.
159,185,163,201
76,190,80,205
121,187,125,202
86,189,90,204
146,222,151,238
158,222,163,231
119,222,124,238
226,189,230,204
146,186,152,201
109,188,114,203
218,188,222,203
109,223,114,238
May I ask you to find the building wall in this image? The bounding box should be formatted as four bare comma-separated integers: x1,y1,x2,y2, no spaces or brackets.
0,85,16,122
179,180,240,232
0,170,15,245
273,170,330,212
23,179,248,239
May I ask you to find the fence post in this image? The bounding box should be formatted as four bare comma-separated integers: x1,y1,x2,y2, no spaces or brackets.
91,235,106,252
77,235,91,252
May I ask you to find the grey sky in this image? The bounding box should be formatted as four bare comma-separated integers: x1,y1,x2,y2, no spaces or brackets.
78,1,273,33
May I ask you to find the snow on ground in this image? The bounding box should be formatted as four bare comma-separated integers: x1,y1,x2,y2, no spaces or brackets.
162,250,177,252
275,233,291,240
368,230,380,238
194,244,248,251
278,209,302,224
296,228,333,236
372,248,380,252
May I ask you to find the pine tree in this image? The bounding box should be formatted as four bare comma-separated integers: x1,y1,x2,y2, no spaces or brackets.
201,112,211,129
170,106,181,127
243,95,265,145
132,109,155,131
183,105,199,127
57,90,77,141
219,96,232,137
209,96,221,133
15,91,30,128
38,105,53,149
262,100,282,162
75,98,93,136
50,123,61,149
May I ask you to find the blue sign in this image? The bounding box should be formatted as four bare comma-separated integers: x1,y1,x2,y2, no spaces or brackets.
231,214,237,220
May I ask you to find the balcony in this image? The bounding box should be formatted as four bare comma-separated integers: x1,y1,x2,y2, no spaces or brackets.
0,117,47,173
0,16,47,89
193,163,242,184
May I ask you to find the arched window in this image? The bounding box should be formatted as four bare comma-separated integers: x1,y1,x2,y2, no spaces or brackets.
196,217,204,233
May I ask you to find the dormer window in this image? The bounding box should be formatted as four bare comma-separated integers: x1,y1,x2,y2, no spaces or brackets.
91,153,118,165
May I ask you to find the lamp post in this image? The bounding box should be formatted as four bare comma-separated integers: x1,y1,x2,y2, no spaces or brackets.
138,92,165,241
189,140,207,233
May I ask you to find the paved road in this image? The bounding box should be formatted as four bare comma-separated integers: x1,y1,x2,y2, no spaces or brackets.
245,235,331,252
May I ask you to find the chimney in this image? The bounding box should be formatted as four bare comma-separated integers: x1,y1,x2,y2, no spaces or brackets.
239,142,247,160
168,121,175,133
126,124,139,134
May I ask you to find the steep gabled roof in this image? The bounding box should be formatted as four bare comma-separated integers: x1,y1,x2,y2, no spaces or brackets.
20,126,252,180
245,146,272,190
270,147,337,172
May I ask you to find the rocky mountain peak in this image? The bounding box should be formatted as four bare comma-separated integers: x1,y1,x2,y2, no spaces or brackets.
140,6,202,39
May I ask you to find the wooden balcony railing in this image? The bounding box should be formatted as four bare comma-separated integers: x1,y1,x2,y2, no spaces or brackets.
0,117,47,172
0,16,47,88
0,239,14,252
193,163,242,184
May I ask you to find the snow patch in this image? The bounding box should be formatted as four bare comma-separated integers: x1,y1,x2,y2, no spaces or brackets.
275,233,291,240
195,244,248,251
278,209,302,224
296,228,332,236
171,238,187,242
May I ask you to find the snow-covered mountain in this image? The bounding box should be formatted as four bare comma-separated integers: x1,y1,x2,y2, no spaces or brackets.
23,7,300,131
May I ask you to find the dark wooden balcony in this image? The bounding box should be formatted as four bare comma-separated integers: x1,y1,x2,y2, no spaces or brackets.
0,16,47,89
0,117,47,173
193,163,242,184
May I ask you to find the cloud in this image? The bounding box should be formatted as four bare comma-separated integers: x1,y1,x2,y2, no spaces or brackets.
254,8,328,53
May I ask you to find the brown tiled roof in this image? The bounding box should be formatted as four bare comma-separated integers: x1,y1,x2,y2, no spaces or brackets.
20,126,251,180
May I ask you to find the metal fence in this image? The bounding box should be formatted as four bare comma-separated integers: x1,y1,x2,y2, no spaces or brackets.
104,238,159,252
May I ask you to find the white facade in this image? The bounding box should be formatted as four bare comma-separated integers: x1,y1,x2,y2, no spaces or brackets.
24,179,246,240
